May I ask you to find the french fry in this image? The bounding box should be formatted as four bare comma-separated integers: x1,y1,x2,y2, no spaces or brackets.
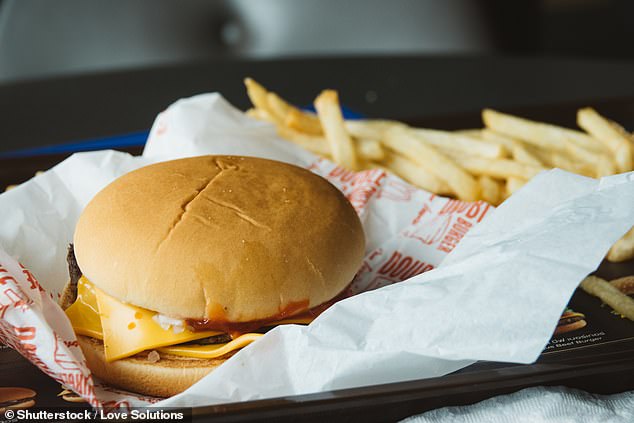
483,109,562,151
276,126,332,156
314,90,359,170
481,130,543,167
577,108,633,173
536,139,611,177
610,276,634,295
446,153,546,180
245,78,322,136
244,78,280,123
267,91,324,136
594,154,617,177
356,138,386,161
511,147,543,168
607,227,634,263
277,126,384,162
384,152,452,195
383,126,479,201
454,129,483,137
580,275,634,321
482,109,614,176
482,109,606,153
344,119,405,140
412,128,506,159
530,148,595,177
563,143,616,177
478,175,503,205
245,107,274,122
266,92,294,123
267,89,326,137
285,108,323,135
505,177,527,197
564,129,607,153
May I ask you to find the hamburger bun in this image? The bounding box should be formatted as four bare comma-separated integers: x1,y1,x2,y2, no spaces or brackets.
74,155,365,322
0,387,36,412
78,336,232,398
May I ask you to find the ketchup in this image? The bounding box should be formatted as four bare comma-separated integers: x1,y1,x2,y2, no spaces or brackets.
186,283,353,338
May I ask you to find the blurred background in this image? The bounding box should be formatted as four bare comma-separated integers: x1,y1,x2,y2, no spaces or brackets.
1,0,633,82
1,0,633,156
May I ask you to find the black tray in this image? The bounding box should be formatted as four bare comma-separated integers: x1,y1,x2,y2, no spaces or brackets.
1,98,633,423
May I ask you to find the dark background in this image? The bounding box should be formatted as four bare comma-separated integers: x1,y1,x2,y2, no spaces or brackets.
0,0,633,153
2,0,634,81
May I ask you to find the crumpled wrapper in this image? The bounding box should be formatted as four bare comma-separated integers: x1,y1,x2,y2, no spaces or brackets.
0,93,632,409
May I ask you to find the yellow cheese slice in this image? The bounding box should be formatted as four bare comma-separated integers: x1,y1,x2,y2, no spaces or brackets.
64,277,104,340
94,285,220,362
269,316,313,326
159,333,262,358
65,277,314,362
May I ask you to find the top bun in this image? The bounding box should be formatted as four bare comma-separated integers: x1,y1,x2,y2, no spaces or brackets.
74,156,365,322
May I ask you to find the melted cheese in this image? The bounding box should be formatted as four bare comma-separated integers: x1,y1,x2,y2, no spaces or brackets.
94,284,221,362
159,333,262,358
64,277,104,340
270,316,313,326
65,277,312,362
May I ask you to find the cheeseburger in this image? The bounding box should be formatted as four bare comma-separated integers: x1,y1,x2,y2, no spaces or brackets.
62,156,365,397
553,309,587,335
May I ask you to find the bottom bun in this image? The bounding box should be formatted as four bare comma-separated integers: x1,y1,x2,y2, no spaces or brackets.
0,387,36,412
78,336,233,398
554,319,587,336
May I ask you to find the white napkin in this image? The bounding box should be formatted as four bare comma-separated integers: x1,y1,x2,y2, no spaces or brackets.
401,386,634,423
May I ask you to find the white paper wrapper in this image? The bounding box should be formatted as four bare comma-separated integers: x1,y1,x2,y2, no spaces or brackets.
0,93,632,409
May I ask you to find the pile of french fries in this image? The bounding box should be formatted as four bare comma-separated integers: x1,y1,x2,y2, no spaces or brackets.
243,78,634,263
